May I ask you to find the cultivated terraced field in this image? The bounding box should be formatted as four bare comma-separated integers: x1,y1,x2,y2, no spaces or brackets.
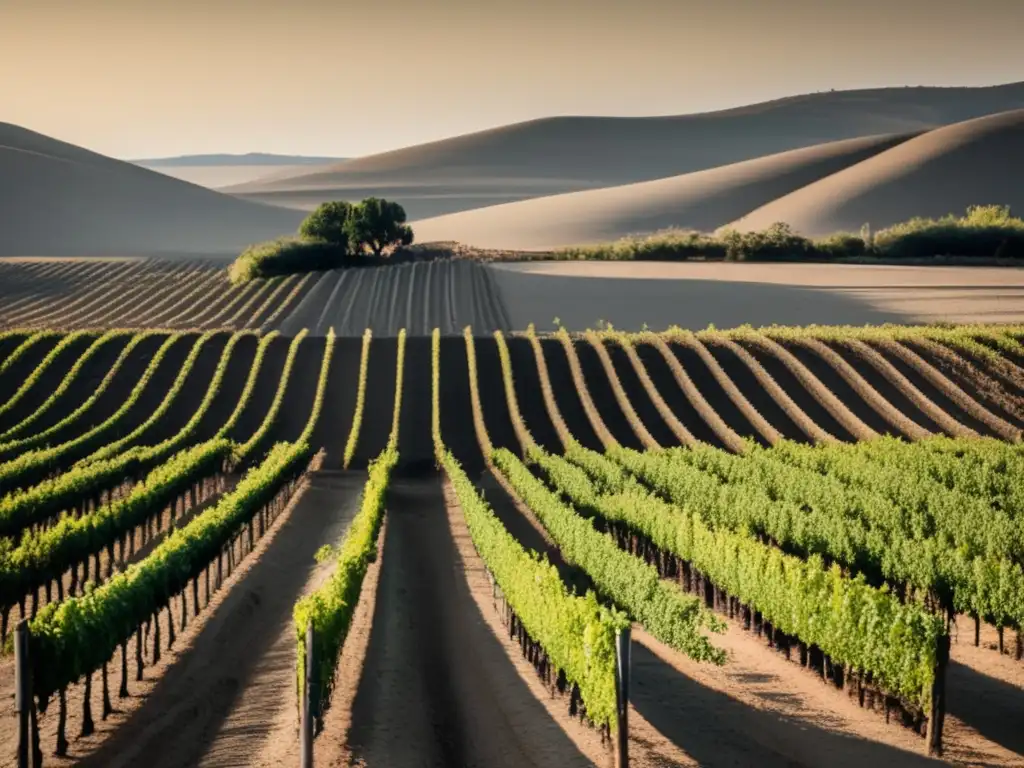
0,267,1022,767
0,258,510,335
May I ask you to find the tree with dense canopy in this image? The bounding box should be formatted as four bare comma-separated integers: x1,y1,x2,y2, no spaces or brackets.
298,201,356,249
345,197,414,256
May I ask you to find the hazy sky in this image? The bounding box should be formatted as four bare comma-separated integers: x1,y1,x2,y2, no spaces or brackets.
3,0,1023,159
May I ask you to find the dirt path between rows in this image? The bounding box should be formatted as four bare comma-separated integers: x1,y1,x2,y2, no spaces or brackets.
345,475,596,767
71,469,363,768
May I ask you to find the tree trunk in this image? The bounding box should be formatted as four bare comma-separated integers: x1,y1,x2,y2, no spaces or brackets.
56,688,69,756
102,661,113,719
136,624,145,680
120,642,130,697
80,672,95,737
153,612,161,663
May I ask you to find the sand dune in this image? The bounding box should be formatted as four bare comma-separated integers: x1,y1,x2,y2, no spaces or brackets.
227,83,1024,218
409,134,915,250
0,123,305,257
727,109,1024,236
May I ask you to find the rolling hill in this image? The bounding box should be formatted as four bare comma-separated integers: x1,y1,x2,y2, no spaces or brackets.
0,123,305,257
726,108,1024,236
409,133,917,250
227,82,1024,219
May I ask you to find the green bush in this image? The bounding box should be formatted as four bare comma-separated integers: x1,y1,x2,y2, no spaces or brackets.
299,201,356,246
720,223,814,262
558,230,725,261
228,238,348,284
873,205,1024,260
814,232,868,259
230,198,417,283
549,205,1024,264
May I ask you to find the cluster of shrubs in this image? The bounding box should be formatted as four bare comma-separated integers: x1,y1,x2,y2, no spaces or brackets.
555,205,1024,263
230,198,413,283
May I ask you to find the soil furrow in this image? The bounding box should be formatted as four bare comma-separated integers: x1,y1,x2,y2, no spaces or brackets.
347,475,593,768
67,469,361,768
471,338,522,456
702,338,828,443
349,336,397,468
505,336,562,453
605,339,699,447
538,338,602,450
574,338,650,450
736,339,856,442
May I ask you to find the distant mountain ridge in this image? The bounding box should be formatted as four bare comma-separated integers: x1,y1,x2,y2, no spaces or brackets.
134,153,345,167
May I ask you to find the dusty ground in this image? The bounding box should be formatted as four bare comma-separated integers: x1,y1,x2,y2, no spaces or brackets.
60,468,362,768
490,261,1024,331
344,475,597,767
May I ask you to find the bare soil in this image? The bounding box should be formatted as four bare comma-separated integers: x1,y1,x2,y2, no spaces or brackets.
905,340,1024,429
825,340,947,434
222,336,289,444
603,341,696,447
0,334,165,457
345,475,596,767
194,334,259,441
60,468,362,768
395,337,435,471
634,342,739,447
738,339,857,441
266,337,327,444
781,338,900,436
437,335,485,469
472,338,526,455
505,336,563,453
0,334,135,440
140,333,231,445
490,262,1024,333
99,333,203,444
867,342,996,436
308,337,364,464
348,336,397,469
693,339,809,442
574,341,647,449
540,338,603,450
0,334,28,368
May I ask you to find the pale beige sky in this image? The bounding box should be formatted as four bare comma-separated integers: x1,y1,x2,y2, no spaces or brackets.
2,0,1023,159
